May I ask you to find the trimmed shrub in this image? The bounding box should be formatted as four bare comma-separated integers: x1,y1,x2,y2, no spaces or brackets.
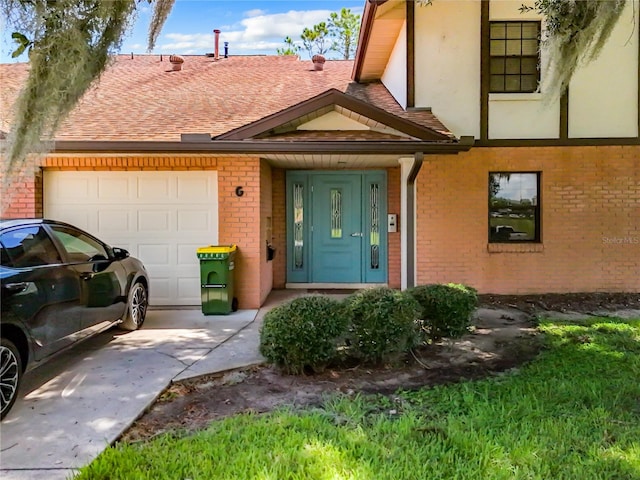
259,295,348,374
345,287,421,364
408,283,478,340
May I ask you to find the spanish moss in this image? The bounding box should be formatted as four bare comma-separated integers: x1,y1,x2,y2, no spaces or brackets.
1,0,175,180
525,0,628,100
148,0,175,51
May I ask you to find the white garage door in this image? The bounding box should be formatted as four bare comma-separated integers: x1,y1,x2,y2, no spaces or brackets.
44,171,218,306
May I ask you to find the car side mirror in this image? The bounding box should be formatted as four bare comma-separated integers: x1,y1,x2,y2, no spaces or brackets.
112,247,130,260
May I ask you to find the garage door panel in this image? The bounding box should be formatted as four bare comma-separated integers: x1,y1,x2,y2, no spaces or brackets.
177,177,214,202
138,244,170,266
177,277,200,301
44,171,218,306
150,278,171,303
177,210,213,231
177,244,202,266
52,177,96,201
98,210,130,232
138,210,172,232
137,177,172,201
98,177,130,200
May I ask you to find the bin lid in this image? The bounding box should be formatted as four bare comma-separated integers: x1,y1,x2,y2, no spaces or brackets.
197,245,237,254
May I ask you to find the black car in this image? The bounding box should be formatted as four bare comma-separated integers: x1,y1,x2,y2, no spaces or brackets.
0,219,149,419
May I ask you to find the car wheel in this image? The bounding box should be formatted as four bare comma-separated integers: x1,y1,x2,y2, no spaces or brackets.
119,281,148,331
1,338,22,420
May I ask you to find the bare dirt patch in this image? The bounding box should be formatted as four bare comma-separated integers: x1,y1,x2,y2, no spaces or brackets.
121,293,639,443
478,292,640,315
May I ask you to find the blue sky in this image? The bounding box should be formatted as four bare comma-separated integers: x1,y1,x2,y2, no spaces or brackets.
1,1,363,63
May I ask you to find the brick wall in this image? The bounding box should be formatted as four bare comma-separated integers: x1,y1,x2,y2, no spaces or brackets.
387,166,401,288
217,157,264,308
43,156,219,170
272,168,287,288
416,145,640,294
1,173,43,218
5,146,636,303
1,154,270,308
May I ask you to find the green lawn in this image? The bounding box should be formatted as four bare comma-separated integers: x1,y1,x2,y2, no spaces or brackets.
77,317,640,480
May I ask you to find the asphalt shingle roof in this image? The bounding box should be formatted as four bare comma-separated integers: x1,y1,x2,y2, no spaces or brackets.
0,54,453,142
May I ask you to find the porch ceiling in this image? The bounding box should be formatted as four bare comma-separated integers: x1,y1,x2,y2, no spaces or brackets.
260,152,405,169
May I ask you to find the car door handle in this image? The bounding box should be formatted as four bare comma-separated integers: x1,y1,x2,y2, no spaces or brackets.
4,282,28,293
80,273,95,281
350,232,363,237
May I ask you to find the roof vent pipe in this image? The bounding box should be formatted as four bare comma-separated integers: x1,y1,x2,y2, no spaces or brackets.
214,29,221,60
224,41,229,58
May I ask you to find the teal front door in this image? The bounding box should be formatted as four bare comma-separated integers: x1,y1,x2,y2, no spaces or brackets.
287,171,387,284
311,174,362,282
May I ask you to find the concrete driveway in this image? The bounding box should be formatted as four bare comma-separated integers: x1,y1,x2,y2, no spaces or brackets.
0,308,265,480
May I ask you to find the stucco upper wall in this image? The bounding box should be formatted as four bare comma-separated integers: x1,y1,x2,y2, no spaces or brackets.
488,0,560,139
568,0,639,138
406,0,639,140
381,21,408,110
414,1,481,139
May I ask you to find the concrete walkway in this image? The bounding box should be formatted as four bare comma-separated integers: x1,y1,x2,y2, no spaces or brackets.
0,306,268,480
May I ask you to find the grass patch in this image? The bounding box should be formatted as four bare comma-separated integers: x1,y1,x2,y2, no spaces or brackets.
77,317,640,480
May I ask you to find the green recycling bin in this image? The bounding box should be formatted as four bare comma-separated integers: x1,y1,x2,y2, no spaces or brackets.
197,244,238,315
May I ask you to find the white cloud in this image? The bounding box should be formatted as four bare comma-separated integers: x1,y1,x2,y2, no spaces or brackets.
236,9,333,42
244,9,266,18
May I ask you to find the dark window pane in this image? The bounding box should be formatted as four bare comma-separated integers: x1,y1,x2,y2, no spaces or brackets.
522,22,539,38
506,39,521,56
490,39,505,56
521,57,538,74
505,75,521,91
490,75,505,92
491,23,506,39
522,39,538,55
506,23,522,39
505,57,521,74
490,57,505,74
521,75,538,92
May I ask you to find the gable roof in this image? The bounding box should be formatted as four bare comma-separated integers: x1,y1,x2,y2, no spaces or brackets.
216,88,451,142
0,54,453,143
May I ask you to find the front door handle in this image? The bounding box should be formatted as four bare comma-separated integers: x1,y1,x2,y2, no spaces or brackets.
350,232,363,237
4,282,28,294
